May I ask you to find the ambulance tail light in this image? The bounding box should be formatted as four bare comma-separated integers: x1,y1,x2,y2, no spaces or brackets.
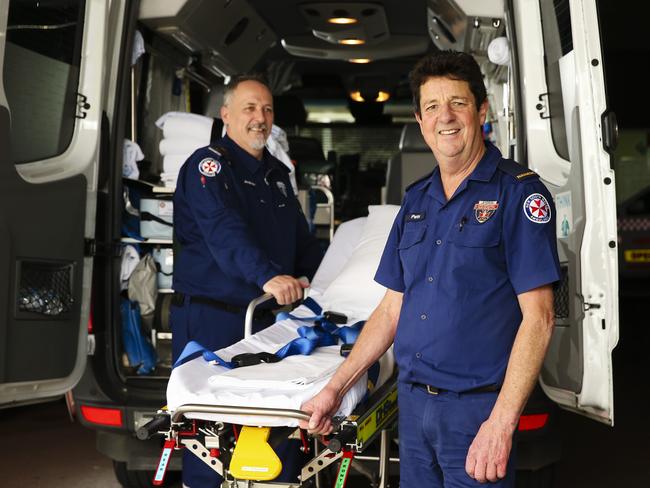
87,306,94,333
518,413,549,431
80,405,124,427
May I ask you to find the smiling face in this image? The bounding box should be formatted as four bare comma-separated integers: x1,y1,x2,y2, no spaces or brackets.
415,76,488,167
221,80,273,159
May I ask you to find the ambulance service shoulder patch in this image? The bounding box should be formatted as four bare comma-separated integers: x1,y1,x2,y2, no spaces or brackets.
198,158,221,177
523,193,551,223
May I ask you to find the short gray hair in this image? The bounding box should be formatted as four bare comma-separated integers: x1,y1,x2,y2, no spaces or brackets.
222,73,271,106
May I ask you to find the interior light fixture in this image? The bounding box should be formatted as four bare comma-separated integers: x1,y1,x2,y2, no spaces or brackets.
339,38,365,45
328,17,358,24
376,91,390,102
348,58,371,64
350,91,365,102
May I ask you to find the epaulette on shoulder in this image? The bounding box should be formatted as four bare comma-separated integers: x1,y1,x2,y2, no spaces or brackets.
405,170,434,192
498,159,538,182
208,143,231,166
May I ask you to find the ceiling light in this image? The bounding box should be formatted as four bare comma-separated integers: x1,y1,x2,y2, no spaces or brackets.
339,38,365,45
348,58,371,64
350,91,365,102
376,91,390,102
328,17,358,24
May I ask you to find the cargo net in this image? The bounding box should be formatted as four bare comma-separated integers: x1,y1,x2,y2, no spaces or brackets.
18,261,74,316
553,266,569,319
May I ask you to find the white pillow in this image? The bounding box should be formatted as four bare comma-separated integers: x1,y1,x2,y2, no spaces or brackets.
309,217,366,295
319,205,400,319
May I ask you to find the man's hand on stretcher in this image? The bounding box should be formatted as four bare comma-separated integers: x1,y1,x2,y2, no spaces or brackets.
299,385,342,435
263,275,308,305
300,290,403,436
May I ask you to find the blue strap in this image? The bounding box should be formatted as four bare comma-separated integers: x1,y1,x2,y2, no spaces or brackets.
274,320,364,360
173,340,234,369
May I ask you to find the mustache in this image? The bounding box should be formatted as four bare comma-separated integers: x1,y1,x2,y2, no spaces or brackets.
247,123,268,132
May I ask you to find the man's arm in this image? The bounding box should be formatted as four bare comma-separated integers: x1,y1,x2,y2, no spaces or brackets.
465,285,555,483
299,289,403,434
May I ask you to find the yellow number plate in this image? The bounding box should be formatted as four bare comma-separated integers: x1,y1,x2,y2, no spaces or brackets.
624,249,650,263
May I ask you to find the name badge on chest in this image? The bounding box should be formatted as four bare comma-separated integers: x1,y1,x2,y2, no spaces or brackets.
406,212,426,222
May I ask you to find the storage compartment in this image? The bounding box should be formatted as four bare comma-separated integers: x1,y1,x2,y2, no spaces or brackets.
140,197,174,240
16,260,74,318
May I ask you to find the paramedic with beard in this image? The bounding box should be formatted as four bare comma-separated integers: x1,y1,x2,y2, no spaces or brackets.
171,74,322,488
300,51,560,487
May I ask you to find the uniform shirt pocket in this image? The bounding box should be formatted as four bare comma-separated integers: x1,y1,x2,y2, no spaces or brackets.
449,222,501,248
398,225,427,284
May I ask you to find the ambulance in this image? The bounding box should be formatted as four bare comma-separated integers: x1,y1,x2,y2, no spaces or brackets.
0,1,619,486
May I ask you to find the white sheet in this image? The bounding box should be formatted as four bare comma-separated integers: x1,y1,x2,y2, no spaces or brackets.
166,302,394,426
166,215,396,426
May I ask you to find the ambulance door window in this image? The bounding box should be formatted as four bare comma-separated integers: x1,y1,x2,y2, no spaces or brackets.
539,0,572,162
3,0,85,164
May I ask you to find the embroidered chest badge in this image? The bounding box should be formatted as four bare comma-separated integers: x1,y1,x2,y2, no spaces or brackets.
473,200,499,223
523,193,551,223
198,158,221,177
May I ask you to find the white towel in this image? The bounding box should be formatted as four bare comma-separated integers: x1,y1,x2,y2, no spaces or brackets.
160,172,179,188
156,112,214,141
159,138,207,157
163,154,187,175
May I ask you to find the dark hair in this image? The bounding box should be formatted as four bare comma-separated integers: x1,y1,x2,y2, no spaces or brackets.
409,51,487,113
223,73,271,105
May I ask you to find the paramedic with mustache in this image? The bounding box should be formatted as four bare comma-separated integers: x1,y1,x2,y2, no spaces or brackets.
171,74,322,488
301,51,560,487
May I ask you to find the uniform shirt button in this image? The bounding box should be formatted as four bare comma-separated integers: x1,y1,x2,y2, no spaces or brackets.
427,276,434,282
436,239,442,245
420,314,427,320
415,352,422,359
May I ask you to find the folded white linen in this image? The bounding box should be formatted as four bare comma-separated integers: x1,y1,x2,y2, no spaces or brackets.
163,154,187,175
166,302,393,426
159,137,208,157
157,112,213,141
160,172,179,188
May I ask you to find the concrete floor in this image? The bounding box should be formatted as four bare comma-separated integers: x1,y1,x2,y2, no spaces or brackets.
1,298,649,487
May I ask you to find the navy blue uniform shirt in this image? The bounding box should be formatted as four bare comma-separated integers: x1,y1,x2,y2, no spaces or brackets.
173,135,322,306
375,142,561,392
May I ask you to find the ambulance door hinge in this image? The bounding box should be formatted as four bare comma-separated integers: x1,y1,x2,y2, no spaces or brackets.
84,238,123,258
75,92,91,119
536,93,550,119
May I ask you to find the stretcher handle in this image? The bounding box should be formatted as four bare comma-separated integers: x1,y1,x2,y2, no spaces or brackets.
244,292,273,339
171,403,312,424
244,276,310,338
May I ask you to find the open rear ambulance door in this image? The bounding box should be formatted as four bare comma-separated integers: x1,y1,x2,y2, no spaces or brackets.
512,0,618,424
0,0,108,406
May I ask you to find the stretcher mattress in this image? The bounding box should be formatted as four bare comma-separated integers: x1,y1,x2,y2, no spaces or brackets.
166,206,400,426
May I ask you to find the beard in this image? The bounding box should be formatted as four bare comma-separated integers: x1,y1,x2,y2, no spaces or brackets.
249,136,267,151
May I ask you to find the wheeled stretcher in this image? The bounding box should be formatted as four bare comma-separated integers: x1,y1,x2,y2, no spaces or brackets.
139,207,401,487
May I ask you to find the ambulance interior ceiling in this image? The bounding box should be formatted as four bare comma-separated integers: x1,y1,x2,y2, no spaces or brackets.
138,0,506,124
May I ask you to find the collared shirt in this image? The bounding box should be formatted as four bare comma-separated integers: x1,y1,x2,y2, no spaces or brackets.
173,135,322,306
375,142,561,392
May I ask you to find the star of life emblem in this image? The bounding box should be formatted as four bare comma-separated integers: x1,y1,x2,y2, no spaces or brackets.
523,193,551,223
474,200,499,223
198,158,221,177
